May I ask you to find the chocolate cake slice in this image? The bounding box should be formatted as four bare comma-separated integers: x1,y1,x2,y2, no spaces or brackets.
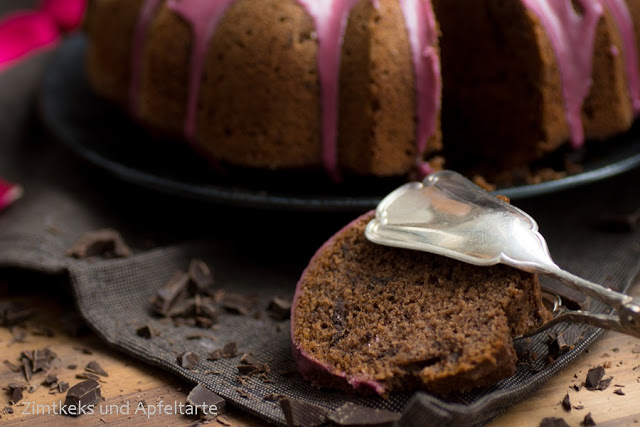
291,212,551,396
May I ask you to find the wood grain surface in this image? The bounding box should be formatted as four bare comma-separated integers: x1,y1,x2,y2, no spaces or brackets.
1,276,639,427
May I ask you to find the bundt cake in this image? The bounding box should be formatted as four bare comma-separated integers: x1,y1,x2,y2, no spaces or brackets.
291,211,551,396
84,0,640,181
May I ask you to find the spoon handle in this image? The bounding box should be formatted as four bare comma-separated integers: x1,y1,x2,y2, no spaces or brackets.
542,267,640,337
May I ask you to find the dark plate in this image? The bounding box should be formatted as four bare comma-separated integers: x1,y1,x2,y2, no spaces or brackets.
40,35,640,211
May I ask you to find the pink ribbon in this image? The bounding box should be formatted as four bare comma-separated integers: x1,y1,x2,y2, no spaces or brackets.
0,0,85,72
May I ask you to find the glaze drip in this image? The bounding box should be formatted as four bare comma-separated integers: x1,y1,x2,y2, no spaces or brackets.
400,0,441,160
604,0,640,114
168,0,235,142
522,0,603,149
129,0,162,116
297,0,360,181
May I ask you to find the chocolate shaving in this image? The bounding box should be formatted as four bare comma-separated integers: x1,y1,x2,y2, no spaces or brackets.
186,383,226,420
328,402,400,427
581,413,596,426
208,342,238,360
43,374,58,385
3,360,20,372
280,398,328,427
595,208,640,232
613,388,625,395
63,380,101,416
539,417,570,427
561,393,571,411
136,325,156,339
177,351,200,370
31,327,55,337
151,271,190,316
574,405,584,410
0,302,34,326
222,294,255,315
85,361,109,377
556,326,581,353
66,229,132,259
21,357,32,382
585,366,605,390
267,296,292,321
264,393,286,402
597,376,613,391
188,259,215,292
58,381,69,393
8,385,23,404
76,373,101,381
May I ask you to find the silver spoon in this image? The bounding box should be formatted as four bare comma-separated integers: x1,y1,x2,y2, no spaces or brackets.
365,170,640,338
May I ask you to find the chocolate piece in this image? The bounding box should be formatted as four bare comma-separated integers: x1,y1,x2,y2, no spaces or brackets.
68,365,77,370
237,364,261,375
63,380,101,416
151,271,190,316
177,352,200,369
267,297,292,321
574,405,584,410
585,366,605,390
328,402,400,427
29,348,57,372
66,229,132,259
44,374,58,385
136,325,156,339
598,377,613,391
561,393,571,411
3,360,20,372
280,398,328,427
581,413,596,426
614,388,625,395
539,417,570,427
186,383,226,420
188,260,215,292
85,361,109,377
0,302,34,326
58,382,69,393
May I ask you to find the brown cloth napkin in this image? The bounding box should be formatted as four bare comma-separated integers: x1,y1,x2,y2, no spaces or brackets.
1,36,640,426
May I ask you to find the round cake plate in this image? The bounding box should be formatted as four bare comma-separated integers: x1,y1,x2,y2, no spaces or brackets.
40,35,640,211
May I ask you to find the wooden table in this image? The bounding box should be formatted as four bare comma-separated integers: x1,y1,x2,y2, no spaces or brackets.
1,278,639,427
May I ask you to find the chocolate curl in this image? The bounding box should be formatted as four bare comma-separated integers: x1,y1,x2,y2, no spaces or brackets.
0,176,23,211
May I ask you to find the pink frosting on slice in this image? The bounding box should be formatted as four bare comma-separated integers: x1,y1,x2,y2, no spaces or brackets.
522,0,603,149
168,0,236,142
400,0,441,159
604,0,640,114
296,0,360,182
129,0,162,116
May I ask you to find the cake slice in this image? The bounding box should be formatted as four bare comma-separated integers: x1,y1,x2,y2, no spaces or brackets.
291,212,551,396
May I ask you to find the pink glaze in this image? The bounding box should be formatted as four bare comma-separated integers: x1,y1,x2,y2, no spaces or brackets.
168,0,236,142
400,0,441,160
41,0,86,32
0,177,23,211
604,0,640,114
290,211,387,395
522,0,603,149
297,0,360,182
129,0,162,116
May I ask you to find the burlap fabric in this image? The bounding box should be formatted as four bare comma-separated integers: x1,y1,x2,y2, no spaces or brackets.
1,25,640,427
